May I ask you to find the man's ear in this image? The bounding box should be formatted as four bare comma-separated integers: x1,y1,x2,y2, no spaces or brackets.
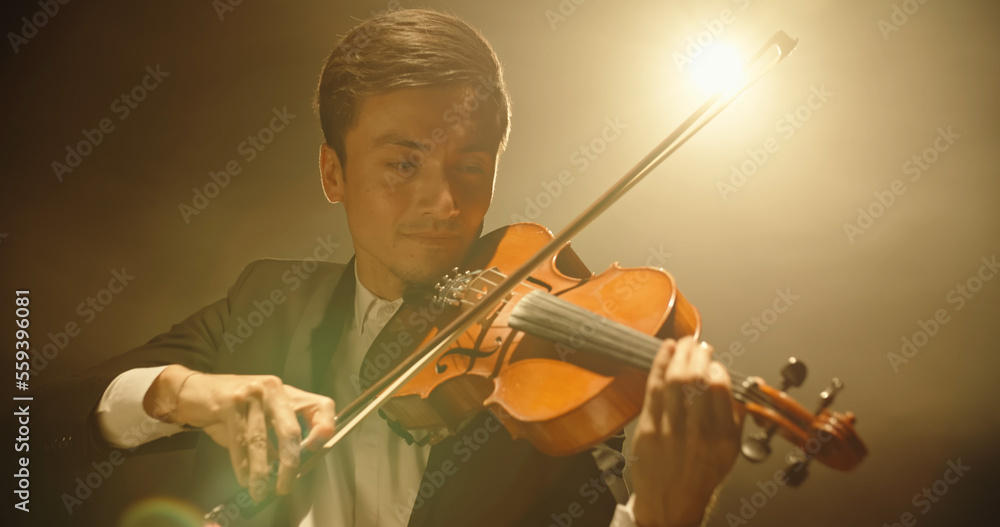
319,143,345,203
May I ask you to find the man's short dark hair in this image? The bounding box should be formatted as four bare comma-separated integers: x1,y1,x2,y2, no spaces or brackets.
313,8,511,165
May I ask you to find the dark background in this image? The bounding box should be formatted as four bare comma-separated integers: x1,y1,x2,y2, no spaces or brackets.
2,0,998,525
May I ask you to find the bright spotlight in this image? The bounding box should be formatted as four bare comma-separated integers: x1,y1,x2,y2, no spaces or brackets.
688,43,745,95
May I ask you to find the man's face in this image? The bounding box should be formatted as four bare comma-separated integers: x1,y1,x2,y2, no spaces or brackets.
322,84,504,294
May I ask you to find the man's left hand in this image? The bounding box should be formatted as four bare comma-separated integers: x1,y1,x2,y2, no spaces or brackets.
630,336,744,527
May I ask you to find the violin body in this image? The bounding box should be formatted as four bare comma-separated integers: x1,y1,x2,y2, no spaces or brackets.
362,222,701,456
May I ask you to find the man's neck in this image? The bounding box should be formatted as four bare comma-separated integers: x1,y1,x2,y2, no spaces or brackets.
354,252,406,301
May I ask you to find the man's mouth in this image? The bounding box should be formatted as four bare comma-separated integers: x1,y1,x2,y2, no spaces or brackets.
404,232,462,245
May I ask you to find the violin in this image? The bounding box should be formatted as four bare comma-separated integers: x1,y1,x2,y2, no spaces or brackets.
204,29,865,525
365,222,867,474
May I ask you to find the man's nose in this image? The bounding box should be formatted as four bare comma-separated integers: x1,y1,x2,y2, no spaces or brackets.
415,163,459,220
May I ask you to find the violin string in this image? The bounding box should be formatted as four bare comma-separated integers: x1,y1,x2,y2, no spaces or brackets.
474,274,500,286
456,271,545,307
727,374,781,410
507,290,790,416
471,279,787,416
488,269,547,293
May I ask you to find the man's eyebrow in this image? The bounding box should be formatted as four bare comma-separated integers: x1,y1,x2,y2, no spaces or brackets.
371,132,498,155
458,142,497,155
371,133,429,151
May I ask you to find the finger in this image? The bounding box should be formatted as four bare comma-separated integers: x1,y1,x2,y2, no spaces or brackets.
728,371,747,428
649,338,675,381
300,396,337,452
642,339,676,431
676,336,701,368
706,361,739,438
264,385,303,495
686,342,716,438
663,339,694,436
688,342,715,420
689,341,713,392
226,399,249,487
244,386,270,502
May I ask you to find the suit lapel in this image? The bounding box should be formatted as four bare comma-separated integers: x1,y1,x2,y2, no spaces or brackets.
310,260,356,393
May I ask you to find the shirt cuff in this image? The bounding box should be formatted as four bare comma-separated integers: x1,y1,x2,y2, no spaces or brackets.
610,493,638,527
96,365,187,449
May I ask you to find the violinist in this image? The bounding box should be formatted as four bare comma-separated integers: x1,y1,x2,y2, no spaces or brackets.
35,8,743,527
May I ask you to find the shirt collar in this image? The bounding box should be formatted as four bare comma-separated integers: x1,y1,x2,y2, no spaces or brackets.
353,262,403,336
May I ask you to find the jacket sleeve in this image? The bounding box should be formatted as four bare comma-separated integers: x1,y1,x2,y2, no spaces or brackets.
33,260,262,468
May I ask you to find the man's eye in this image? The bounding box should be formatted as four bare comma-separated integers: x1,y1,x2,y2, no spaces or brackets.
388,161,417,172
461,165,485,175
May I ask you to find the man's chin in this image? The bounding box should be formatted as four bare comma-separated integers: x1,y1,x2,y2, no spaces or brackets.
393,256,463,288
392,235,479,285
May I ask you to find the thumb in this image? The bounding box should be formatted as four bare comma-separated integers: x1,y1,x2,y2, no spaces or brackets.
285,388,336,451
203,423,231,448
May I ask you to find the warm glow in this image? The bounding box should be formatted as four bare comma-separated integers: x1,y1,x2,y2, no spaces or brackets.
688,43,745,95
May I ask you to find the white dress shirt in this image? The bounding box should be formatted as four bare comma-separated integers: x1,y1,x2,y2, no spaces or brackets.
287,272,431,527
95,264,639,526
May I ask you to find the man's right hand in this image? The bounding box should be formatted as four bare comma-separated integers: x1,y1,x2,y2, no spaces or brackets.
143,364,337,502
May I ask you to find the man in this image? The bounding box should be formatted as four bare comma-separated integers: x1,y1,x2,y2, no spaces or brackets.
35,9,741,527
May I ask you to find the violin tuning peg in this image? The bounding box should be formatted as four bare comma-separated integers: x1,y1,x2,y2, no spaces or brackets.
779,357,807,391
741,432,773,463
784,456,810,488
815,377,843,415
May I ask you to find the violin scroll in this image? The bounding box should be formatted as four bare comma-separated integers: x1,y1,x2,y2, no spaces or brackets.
737,362,868,482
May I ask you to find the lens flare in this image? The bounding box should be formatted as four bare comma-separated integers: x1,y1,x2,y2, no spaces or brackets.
118,497,203,527
688,43,745,95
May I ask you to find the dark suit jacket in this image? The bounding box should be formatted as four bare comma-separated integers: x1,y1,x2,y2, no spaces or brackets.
32,259,620,527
